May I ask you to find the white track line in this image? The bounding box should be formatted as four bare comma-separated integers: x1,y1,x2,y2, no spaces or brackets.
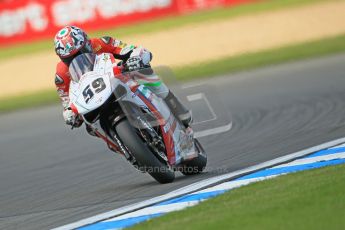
181,82,206,89
186,92,231,137
54,136,345,230
272,152,345,169
187,93,218,124
194,123,232,138
186,93,203,101
191,175,279,194
104,201,199,222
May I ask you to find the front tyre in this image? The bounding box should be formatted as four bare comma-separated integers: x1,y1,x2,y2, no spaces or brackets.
180,139,207,175
115,119,175,184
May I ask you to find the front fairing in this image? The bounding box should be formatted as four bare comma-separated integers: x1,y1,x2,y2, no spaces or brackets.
69,53,116,115
69,72,113,114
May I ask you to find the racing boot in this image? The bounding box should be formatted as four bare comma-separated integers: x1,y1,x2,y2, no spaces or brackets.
164,91,192,127
137,71,192,127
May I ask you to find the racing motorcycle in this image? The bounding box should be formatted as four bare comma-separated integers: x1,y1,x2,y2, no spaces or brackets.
68,53,207,183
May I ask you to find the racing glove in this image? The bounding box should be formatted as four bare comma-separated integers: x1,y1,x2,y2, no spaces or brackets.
63,108,83,127
125,56,143,71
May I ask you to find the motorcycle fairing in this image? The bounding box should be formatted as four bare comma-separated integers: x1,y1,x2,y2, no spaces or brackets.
115,81,198,165
69,53,115,115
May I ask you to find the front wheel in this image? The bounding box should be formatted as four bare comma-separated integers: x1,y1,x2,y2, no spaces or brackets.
180,139,207,175
115,119,175,184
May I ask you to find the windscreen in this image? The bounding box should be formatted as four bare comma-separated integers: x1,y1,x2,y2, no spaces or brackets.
69,53,96,82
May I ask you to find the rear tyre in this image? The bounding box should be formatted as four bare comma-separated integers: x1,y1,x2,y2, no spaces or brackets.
115,119,175,184
180,139,207,175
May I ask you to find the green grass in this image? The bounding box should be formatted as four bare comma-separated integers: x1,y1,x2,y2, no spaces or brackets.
0,0,330,62
0,90,59,113
1,34,345,113
130,164,345,230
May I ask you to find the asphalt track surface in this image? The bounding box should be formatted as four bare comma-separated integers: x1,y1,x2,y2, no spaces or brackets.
1,54,345,229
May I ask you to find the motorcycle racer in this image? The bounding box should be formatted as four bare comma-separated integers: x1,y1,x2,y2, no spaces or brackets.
54,26,191,131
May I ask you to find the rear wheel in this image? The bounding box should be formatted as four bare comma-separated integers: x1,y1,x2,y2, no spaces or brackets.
180,139,207,175
115,119,175,184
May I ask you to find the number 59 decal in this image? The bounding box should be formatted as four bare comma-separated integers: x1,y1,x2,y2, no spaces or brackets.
83,78,106,103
